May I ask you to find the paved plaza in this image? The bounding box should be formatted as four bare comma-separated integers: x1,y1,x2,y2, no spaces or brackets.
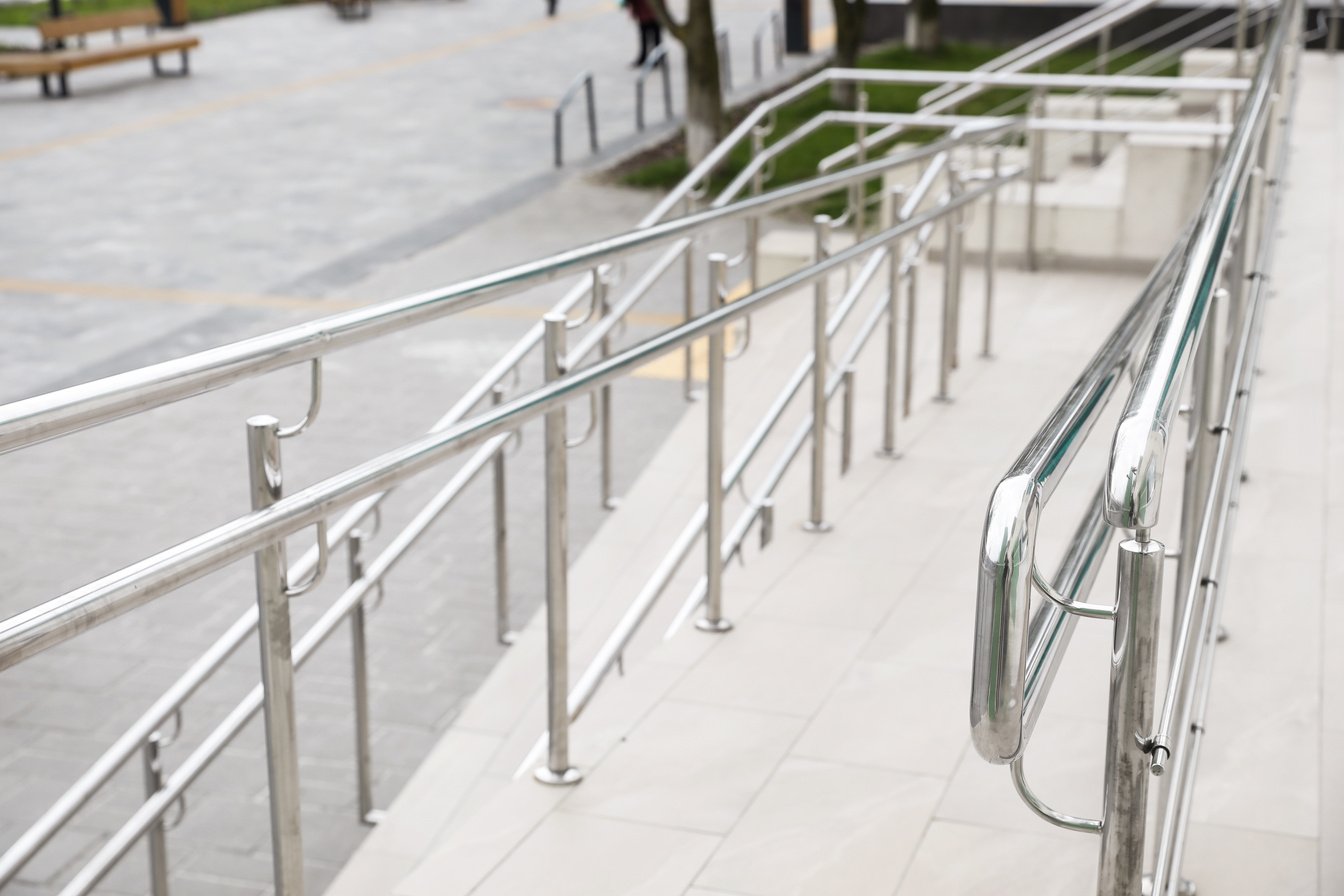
0,0,828,893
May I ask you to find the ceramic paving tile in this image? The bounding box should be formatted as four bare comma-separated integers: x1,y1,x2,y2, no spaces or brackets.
668,618,867,718
1179,822,1317,896
746,550,925,631
560,700,804,834
1215,549,1322,681
793,660,970,777
695,758,943,896
464,811,719,896
1324,600,1344,733
1322,728,1344,894
861,588,975,673
893,820,1096,896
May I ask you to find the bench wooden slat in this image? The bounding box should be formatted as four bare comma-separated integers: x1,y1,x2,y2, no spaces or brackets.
0,37,197,76
38,8,161,41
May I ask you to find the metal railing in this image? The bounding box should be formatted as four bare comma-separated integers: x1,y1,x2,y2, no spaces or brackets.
553,69,598,167
716,26,733,95
634,43,673,131
969,0,1300,893
0,0,1267,889
752,10,783,81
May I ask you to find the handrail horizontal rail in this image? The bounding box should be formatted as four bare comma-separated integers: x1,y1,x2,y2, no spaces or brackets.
0,173,1010,674
1103,3,1291,529
0,122,1008,457
970,237,1182,764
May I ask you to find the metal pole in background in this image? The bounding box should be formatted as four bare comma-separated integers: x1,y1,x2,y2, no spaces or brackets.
1027,88,1044,272
904,247,920,417
1331,0,1340,54
879,185,906,459
749,125,766,293
584,75,599,156
534,315,583,786
937,171,960,402
982,148,1001,359
246,415,305,895
948,164,965,373
491,386,515,646
1097,534,1164,896
855,90,869,241
596,269,618,510
1234,0,1248,75
347,531,382,825
697,253,734,634
1094,28,1111,163
804,215,833,532
840,368,856,474
140,734,170,896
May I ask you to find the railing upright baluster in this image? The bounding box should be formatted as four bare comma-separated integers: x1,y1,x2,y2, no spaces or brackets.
535,315,583,786
982,148,1001,359
697,253,733,634
879,185,906,458
140,733,170,896
491,386,516,646
1027,88,1044,272
245,415,305,896
347,531,382,825
596,269,619,510
804,215,833,532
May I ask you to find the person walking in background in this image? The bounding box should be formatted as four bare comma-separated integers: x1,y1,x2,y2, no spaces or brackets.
626,0,662,66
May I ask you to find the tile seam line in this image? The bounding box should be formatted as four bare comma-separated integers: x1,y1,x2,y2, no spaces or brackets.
0,0,609,165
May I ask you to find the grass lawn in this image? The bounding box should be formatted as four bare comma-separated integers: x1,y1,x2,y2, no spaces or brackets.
617,41,1176,218
0,0,308,28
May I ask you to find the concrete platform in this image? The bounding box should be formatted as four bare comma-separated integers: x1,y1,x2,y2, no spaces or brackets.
323,52,1342,896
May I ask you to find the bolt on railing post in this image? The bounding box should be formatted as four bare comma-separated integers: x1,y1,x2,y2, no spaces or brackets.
140,733,170,896
346,530,381,825
982,148,1001,359
1097,533,1164,896
535,314,582,786
879,185,906,459
804,215,833,532
245,415,305,896
490,386,515,646
937,170,962,402
840,367,856,475
596,269,618,510
682,196,699,402
1027,87,1044,272
696,253,734,634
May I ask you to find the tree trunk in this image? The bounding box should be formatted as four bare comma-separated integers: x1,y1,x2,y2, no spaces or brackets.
906,0,940,51
650,0,725,167
829,0,867,106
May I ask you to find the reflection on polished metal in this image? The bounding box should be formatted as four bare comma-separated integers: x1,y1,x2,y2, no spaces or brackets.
803,215,834,533
697,254,734,634
535,315,583,786
246,416,306,896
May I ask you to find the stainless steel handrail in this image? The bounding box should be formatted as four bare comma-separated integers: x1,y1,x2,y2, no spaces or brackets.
0,169,1004,674
554,70,598,167
1103,0,1292,530
634,44,672,131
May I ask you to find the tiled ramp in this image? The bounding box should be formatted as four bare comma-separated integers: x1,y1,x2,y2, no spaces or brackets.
327,53,1342,896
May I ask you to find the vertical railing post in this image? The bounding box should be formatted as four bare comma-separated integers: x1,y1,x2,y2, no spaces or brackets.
879,185,906,459
697,253,734,634
141,733,170,896
246,415,305,896
660,54,672,121
1097,533,1164,896
1027,88,1044,272
1176,288,1222,646
1235,0,1249,74
1330,0,1340,54
903,245,919,418
804,215,833,533
683,196,699,402
854,89,869,241
982,148,1001,359
491,386,515,646
584,74,598,156
937,169,961,402
749,125,766,292
347,530,382,825
840,367,856,475
535,315,583,786
596,268,618,510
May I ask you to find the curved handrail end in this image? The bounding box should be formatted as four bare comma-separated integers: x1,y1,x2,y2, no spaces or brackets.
1103,413,1170,529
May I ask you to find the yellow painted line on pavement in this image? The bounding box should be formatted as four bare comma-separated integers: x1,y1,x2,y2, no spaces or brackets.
0,275,683,326
0,1,608,164
633,278,751,382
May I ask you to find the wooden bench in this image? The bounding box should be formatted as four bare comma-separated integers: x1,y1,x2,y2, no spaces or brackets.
0,8,200,98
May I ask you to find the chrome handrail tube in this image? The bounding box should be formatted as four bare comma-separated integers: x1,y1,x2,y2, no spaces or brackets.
1103,0,1292,530
971,240,1178,763
0,175,1005,677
